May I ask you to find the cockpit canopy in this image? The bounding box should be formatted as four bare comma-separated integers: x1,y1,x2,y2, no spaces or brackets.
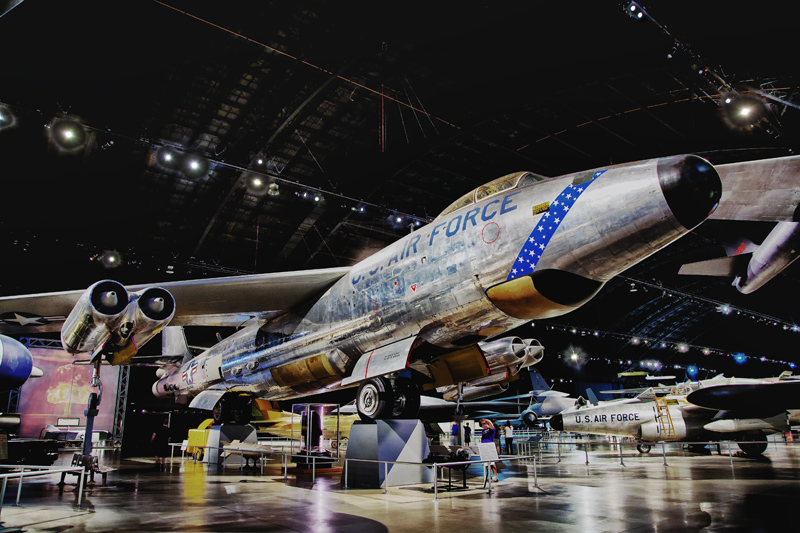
436,171,548,219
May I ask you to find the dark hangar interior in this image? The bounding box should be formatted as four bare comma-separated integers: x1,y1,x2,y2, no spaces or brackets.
2,0,800,399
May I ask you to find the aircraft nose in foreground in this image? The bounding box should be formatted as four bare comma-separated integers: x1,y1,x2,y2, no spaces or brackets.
658,155,722,229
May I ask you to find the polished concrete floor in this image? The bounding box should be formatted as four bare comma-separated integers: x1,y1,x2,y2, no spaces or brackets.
1,437,799,532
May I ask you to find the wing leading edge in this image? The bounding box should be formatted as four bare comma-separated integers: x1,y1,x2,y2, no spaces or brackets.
0,266,351,334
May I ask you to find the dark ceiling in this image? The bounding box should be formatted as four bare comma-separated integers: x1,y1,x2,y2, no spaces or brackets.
2,0,800,389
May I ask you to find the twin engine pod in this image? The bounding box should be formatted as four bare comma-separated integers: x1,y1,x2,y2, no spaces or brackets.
61,280,175,365
441,337,543,402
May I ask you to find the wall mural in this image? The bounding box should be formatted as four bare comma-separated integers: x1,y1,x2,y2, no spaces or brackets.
18,348,119,439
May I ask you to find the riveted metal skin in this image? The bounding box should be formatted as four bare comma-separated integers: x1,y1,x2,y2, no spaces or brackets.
153,155,721,409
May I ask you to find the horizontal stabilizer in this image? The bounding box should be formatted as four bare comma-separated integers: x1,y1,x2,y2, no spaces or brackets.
678,255,747,277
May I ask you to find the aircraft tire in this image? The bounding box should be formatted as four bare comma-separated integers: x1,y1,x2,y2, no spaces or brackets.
390,377,421,419
212,400,228,424
637,443,652,453
213,394,253,424
738,433,768,456
357,377,393,421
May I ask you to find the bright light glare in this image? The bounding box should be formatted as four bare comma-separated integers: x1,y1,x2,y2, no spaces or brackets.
739,106,753,117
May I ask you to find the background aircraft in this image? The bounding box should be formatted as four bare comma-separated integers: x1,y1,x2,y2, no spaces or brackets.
0,155,798,424
550,373,800,455
480,368,579,427
0,335,42,391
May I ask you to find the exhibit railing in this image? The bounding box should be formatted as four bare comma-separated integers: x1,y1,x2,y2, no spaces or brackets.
0,464,87,517
336,454,540,500
516,434,800,469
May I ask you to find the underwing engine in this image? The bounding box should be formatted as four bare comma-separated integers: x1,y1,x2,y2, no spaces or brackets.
61,280,175,364
441,337,543,401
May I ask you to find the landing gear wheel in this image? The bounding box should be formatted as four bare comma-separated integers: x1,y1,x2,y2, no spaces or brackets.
212,400,228,424
357,377,393,421
738,433,768,456
390,378,421,419
213,395,253,424
637,443,652,453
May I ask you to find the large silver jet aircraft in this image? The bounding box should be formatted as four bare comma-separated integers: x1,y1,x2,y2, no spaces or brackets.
1,155,798,422
550,373,800,455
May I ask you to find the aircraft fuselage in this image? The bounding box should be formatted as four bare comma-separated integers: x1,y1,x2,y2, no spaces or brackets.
153,155,721,405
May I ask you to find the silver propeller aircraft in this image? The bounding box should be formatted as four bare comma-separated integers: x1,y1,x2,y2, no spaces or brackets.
550,373,800,455
1,154,798,422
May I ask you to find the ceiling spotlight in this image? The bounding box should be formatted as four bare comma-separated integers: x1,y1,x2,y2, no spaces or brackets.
50,118,88,152
246,174,268,195
183,154,210,179
625,1,646,20
98,250,122,269
720,93,767,130
267,183,280,197
0,105,17,131
155,146,183,171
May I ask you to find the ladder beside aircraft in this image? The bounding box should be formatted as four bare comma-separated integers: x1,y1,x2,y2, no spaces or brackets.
655,397,677,439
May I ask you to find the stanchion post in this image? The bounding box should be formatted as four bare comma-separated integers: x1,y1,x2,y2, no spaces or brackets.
661,442,668,466
0,477,7,517
728,441,734,468
77,469,85,510
384,462,388,494
15,468,25,506
434,463,438,501
619,442,625,466
343,458,348,489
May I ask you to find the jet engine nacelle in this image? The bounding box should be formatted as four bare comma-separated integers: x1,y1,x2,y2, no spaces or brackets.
108,287,176,365
61,280,130,355
736,221,800,294
61,281,175,365
440,337,545,401
479,336,544,371
521,410,538,427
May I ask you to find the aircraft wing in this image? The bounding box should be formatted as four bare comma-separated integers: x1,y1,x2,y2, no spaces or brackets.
0,266,351,334
686,381,800,413
711,156,800,221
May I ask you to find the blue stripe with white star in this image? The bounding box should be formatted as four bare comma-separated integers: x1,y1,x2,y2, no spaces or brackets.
507,170,606,280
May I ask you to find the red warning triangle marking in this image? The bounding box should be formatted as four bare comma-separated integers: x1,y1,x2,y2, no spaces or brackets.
410,284,417,292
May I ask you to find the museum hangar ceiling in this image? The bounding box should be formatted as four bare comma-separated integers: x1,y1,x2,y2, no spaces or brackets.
2,0,800,384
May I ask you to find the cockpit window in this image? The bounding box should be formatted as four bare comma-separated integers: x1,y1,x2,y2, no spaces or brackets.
437,171,547,218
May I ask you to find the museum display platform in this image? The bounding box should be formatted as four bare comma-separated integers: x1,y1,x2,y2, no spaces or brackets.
1,437,799,531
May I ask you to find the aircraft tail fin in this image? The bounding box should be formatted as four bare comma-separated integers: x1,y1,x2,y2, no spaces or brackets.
585,388,599,405
162,326,193,364
528,368,551,392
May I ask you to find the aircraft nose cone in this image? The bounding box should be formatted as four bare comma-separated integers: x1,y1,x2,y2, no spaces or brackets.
658,155,722,230
550,413,563,431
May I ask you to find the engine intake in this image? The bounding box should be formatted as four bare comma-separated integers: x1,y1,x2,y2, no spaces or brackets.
61,281,175,365
61,280,130,354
